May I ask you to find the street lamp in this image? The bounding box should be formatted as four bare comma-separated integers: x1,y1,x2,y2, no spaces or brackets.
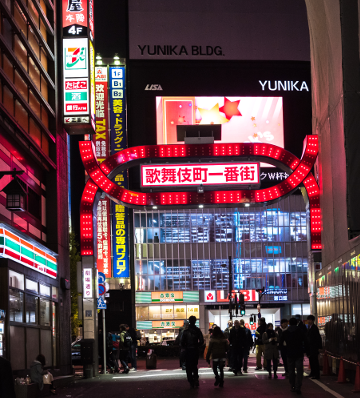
113,54,121,65
96,53,102,65
1,169,26,211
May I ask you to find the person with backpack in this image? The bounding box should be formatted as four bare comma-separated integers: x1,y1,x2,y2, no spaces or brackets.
229,319,247,375
180,316,204,388
206,326,228,388
119,324,131,373
110,331,120,373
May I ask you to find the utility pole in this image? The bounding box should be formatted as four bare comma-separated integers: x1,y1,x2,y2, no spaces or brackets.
228,255,233,320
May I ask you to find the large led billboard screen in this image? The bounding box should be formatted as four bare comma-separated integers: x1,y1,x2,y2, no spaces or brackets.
156,96,284,148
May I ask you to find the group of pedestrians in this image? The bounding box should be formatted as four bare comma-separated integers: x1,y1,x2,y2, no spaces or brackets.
179,314,322,392
105,324,138,374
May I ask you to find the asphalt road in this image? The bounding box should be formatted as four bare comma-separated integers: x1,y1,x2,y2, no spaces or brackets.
52,356,356,398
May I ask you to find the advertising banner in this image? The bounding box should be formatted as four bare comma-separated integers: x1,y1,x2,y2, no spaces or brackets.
216,290,259,302
83,267,93,298
93,67,111,277
151,291,183,302
109,66,129,278
62,0,88,37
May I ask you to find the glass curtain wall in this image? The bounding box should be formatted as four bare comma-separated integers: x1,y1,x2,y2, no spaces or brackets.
134,195,309,301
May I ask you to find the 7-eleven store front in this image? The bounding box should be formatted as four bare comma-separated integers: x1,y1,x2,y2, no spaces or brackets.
0,223,59,373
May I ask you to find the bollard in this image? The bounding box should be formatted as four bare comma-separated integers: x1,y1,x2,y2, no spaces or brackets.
352,362,360,392
337,357,346,383
322,351,331,376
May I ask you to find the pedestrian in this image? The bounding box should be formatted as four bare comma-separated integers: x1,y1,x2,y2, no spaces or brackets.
119,324,131,373
280,317,308,394
262,323,279,379
224,320,233,370
109,331,120,372
306,315,322,380
106,331,118,373
30,354,55,394
203,329,212,364
180,315,204,388
175,320,189,370
278,319,289,376
239,319,253,373
229,319,247,375
206,326,228,388
255,317,267,370
127,324,139,371
0,356,16,398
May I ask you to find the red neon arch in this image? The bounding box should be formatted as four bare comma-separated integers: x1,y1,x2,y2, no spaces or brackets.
80,136,321,255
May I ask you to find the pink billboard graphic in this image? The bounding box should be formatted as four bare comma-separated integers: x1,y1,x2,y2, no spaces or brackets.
156,96,284,149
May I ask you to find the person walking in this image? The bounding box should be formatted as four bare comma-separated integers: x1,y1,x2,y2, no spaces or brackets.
280,317,308,394
203,329,212,364
262,323,279,379
180,315,204,388
278,319,289,376
240,319,253,373
109,331,120,373
224,320,233,370
127,324,138,371
255,317,267,370
0,356,16,398
119,324,131,373
229,320,247,375
206,326,228,388
306,315,322,380
175,320,189,370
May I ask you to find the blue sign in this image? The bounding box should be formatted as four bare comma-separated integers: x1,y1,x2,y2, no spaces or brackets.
97,297,107,310
98,272,106,285
109,66,129,278
265,246,282,254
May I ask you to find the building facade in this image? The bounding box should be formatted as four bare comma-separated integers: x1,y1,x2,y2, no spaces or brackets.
0,0,71,374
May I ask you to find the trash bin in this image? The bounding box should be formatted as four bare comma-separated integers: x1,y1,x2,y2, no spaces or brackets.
146,349,157,369
80,339,95,378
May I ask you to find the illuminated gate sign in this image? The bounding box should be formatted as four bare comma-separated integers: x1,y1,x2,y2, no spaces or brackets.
141,163,260,187
216,290,259,302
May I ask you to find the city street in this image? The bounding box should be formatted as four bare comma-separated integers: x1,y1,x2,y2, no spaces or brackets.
51,356,356,398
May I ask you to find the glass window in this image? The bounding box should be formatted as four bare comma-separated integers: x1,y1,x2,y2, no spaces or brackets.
39,284,50,297
51,286,58,301
161,305,173,319
39,298,50,326
148,306,161,320
9,289,23,322
26,279,38,293
25,294,38,324
174,305,187,320
136,306,149,321
302,304,310,316
291,304,302,316
9,270,24,290
187,305,199,319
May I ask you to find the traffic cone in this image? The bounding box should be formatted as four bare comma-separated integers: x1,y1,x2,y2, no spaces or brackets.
352,363,360,392
337,357,346,383
322,351,331,376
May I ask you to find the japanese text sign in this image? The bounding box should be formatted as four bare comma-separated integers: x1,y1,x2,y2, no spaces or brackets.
109,66,129,278
93,67,108,162
151,291,183,302
96,199,111,277
141,163,260,187
83,268,93,298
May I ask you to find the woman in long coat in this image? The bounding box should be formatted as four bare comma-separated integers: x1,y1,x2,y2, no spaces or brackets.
262,323,279,379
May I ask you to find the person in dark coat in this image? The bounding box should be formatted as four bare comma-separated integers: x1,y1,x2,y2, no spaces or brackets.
30,354,55,394
278,319,289,376
229,320,247,375
262,323,279,379
127,325,138,371
255,317,267,370
206,326,228,387
175,320,189,369
281,317,308,394
224,320,234,370
306,314,322,379
240,319,253,373
0,356,16,398
180,315,204,388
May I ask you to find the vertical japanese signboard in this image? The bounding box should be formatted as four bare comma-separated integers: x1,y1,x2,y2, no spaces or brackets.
83,267,93,298
93,67,111,278
109,66,129,279
62,0,95,135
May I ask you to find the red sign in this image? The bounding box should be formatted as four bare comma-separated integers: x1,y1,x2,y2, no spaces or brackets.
65,80,87,90
63,0,88,28
216,290,259,302
93,68,108,162
66,103,88,112
141,163,260,187
88,0,94,40
96,199,111,277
